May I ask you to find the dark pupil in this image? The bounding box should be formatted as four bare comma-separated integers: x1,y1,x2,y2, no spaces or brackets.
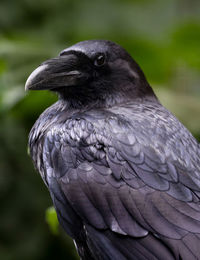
96,55,105,66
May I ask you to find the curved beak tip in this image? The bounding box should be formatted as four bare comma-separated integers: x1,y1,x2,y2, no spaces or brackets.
25,64,49,91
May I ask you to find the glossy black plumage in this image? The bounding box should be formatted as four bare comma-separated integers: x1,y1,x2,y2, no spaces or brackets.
26,40,200,260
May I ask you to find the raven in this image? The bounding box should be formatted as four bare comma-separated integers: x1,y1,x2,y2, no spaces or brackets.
26,40,200,260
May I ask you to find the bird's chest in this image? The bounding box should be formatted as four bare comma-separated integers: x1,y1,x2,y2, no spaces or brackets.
29,120,88,238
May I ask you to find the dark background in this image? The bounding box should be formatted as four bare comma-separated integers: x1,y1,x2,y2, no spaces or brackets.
0,0,200,259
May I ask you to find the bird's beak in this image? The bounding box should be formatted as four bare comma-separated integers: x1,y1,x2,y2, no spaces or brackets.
25,54,87,91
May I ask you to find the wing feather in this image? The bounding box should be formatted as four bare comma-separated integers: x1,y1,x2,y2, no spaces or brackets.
41,109,200,259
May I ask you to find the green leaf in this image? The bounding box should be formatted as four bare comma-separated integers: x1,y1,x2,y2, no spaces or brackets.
45,206,59,235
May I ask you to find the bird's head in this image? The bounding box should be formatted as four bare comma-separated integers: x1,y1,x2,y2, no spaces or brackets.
25,40,156,108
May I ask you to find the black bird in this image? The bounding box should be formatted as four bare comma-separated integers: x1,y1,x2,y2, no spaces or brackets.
26,40,200,260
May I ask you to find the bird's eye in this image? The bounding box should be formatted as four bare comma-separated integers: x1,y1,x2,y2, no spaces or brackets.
94,54,106,67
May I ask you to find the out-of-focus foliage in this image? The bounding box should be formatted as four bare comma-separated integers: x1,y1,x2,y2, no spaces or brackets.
45,207,59,235
0,0,200,259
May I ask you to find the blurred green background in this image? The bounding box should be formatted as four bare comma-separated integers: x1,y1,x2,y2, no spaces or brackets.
0,0,200,259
